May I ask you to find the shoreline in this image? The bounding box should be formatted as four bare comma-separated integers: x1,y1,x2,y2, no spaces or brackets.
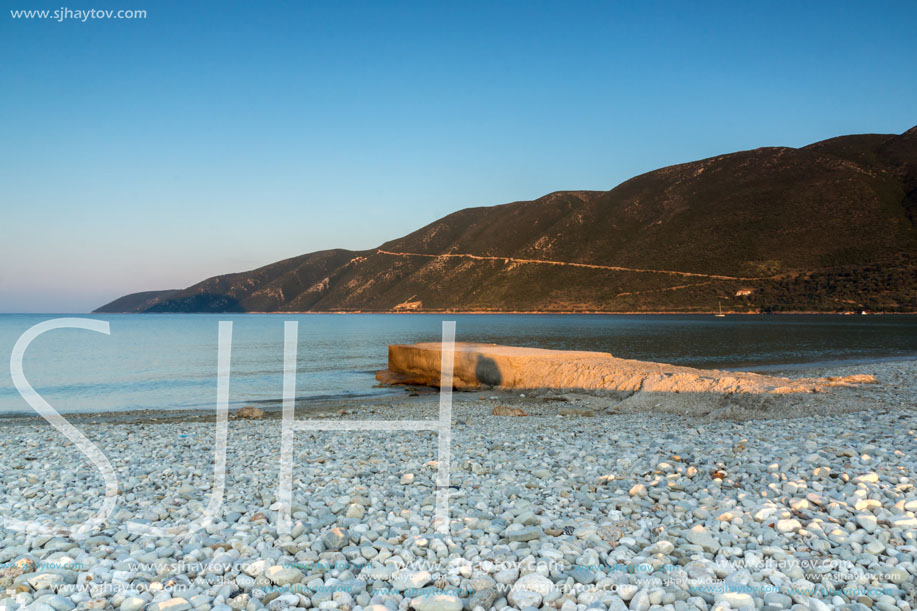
2,357,914,426
85,310,917,315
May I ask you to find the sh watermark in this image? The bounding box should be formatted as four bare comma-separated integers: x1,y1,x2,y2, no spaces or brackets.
6,318,456,537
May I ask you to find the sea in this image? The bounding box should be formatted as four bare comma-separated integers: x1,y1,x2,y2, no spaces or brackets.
0,313,915,415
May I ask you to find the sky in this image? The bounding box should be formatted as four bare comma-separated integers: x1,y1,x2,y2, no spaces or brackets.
1,1,916,312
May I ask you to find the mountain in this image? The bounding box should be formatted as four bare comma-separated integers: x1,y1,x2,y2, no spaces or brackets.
94,289,180,313
96,127,917,314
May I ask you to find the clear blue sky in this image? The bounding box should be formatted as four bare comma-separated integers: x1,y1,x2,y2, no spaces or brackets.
2,0,915,312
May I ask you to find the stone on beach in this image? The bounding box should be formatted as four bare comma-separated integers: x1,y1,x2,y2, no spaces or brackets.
119,597,145,611
345,502,365,518
685,524,720,552
855,513,878,533
264,565,302,586
492,405,527,416
504,523,543,541
391,570,432,591
409,594,463,611
629,483,647,497
558,406,596,417
150,600,191,611
235,406,264,419
508,573,555,608
322,527,348,550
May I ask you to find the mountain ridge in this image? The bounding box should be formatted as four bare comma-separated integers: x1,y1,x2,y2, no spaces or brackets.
96,127,917,314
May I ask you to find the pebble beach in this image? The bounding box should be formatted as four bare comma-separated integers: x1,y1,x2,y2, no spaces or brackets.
1,359,915,611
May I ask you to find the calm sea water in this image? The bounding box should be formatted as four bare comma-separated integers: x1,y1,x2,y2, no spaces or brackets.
0,313,915,415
